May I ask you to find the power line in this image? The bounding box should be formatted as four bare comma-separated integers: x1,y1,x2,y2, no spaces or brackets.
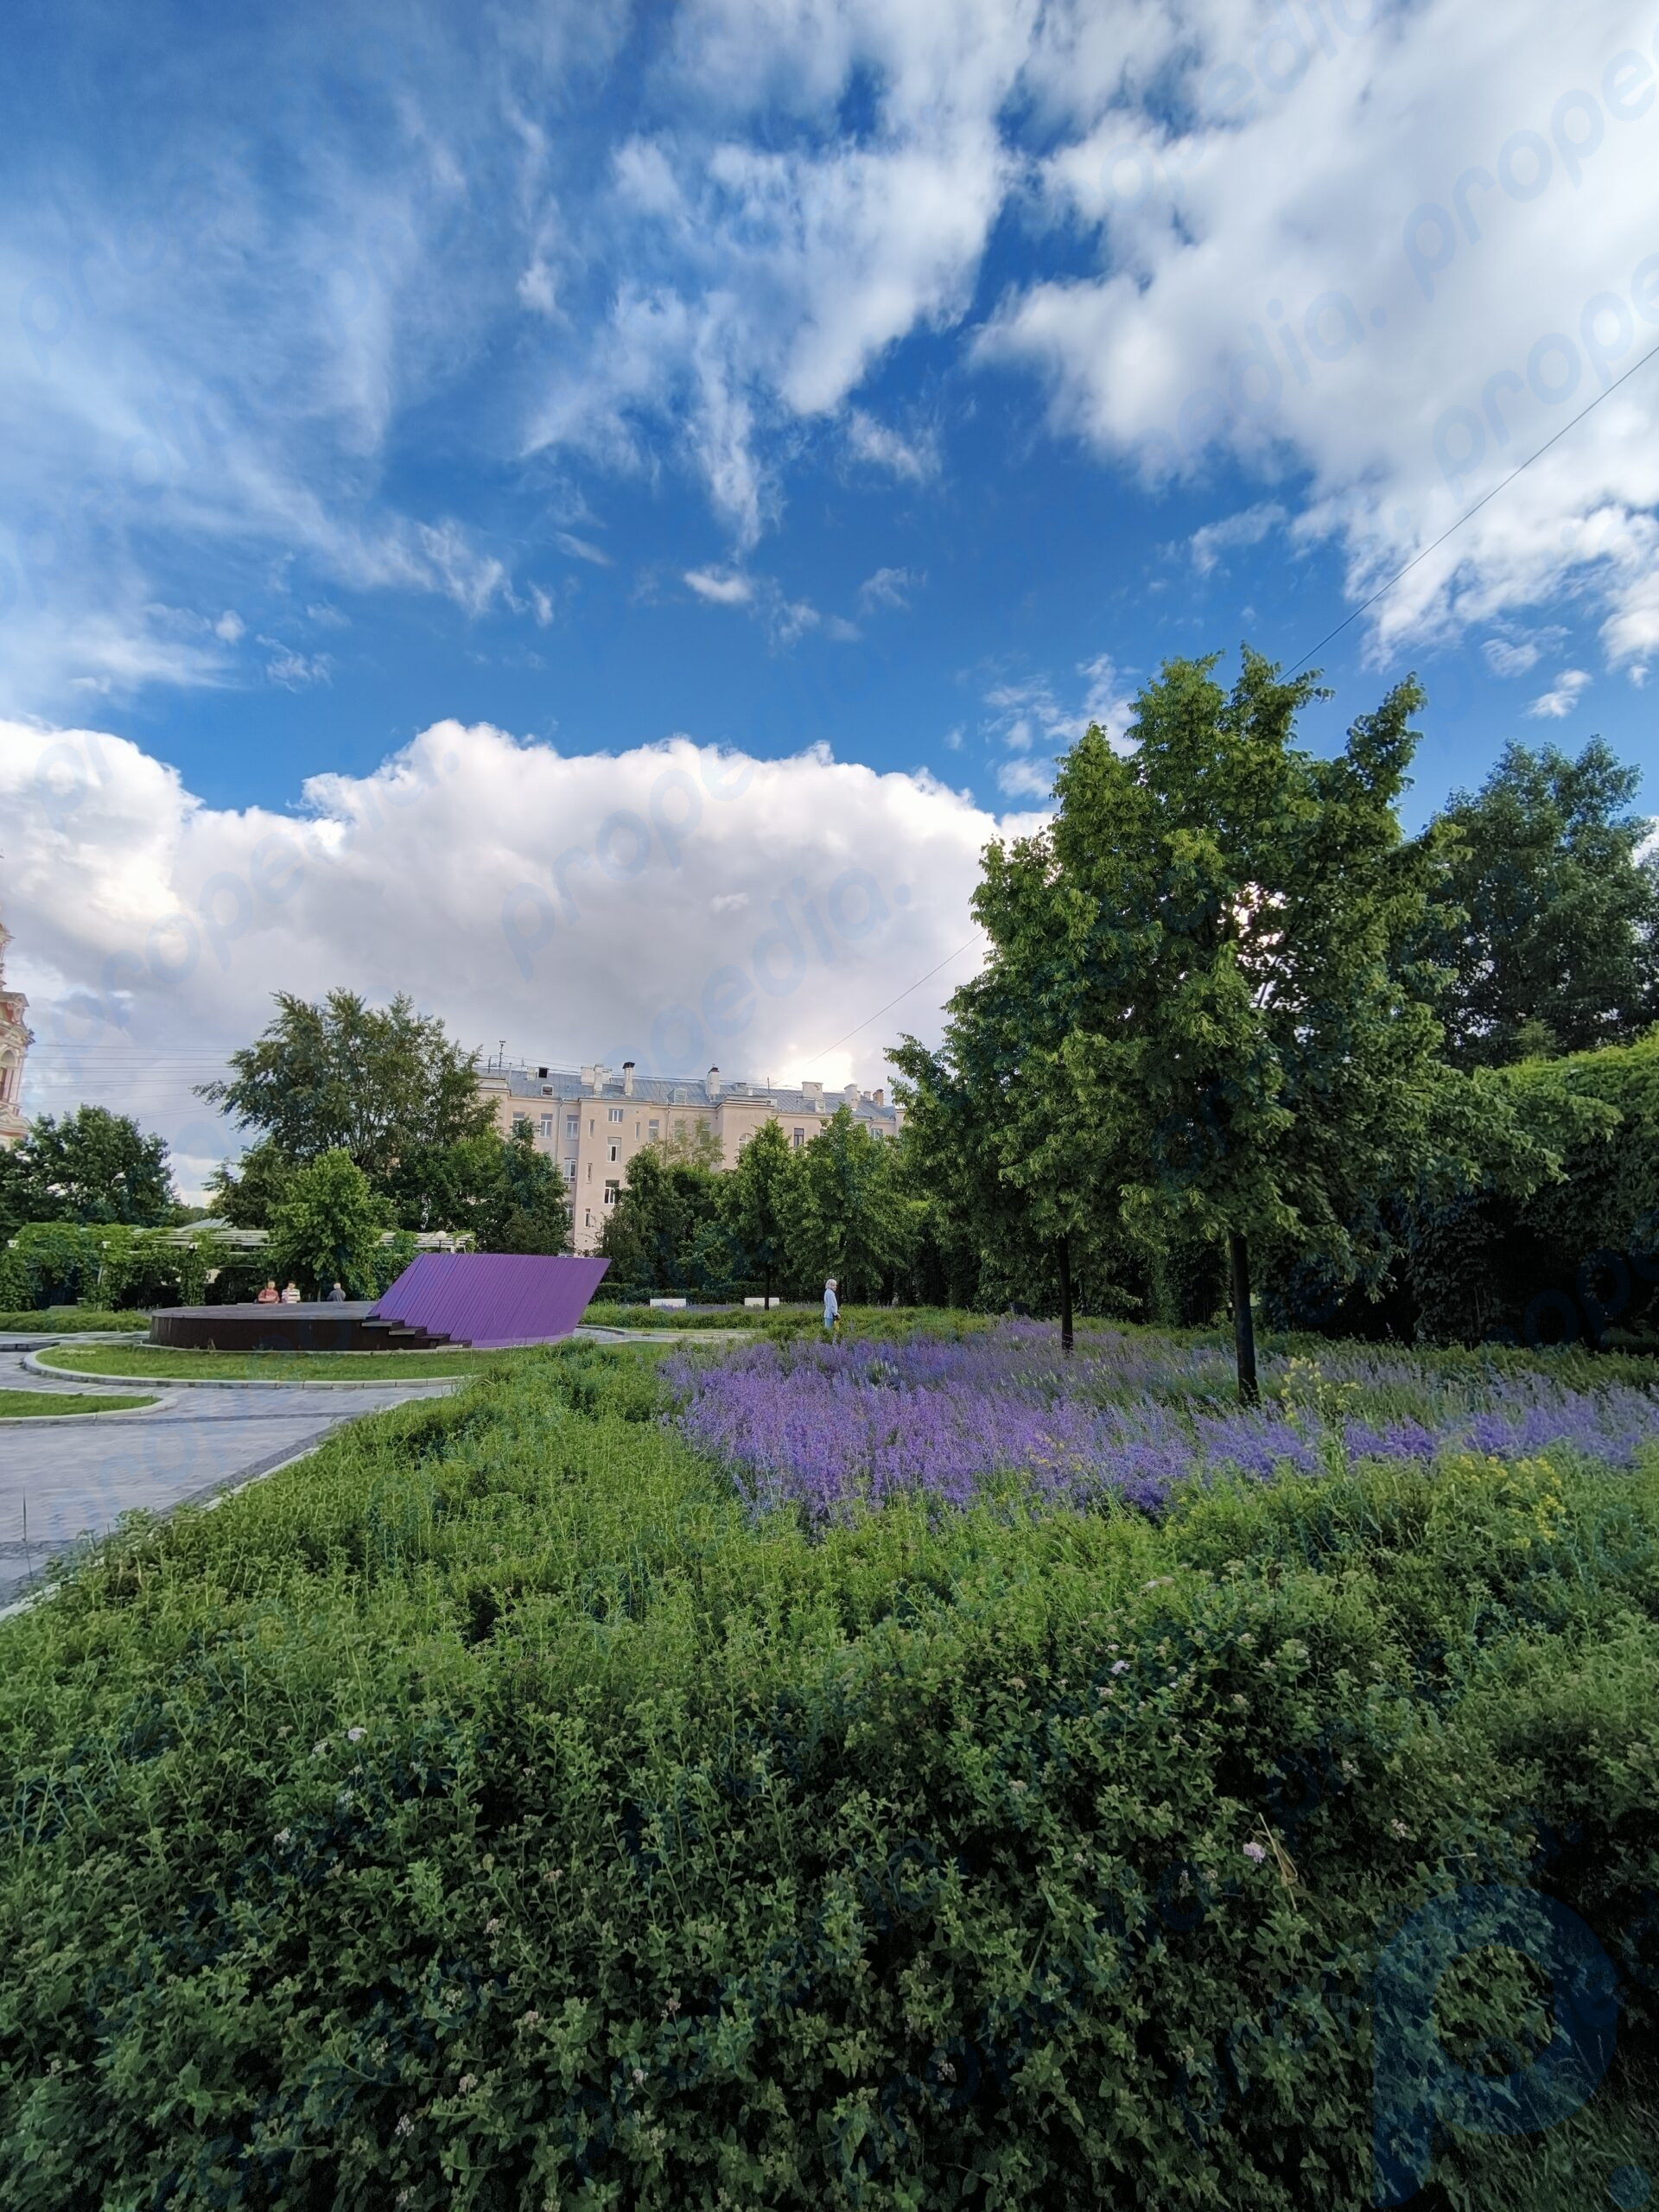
807,938,980,1065
1287,330,1659,676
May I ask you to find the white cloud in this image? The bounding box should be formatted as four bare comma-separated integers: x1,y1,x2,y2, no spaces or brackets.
0,714,1016,1191
213,610,245,644
1482,636,1541,677
976,0,1659,672
555,531,612,566
264,647,334,690
857,564,922,612
1526,668,1592,718
1190,502,1287,575
985,649,1134,797
684,566,754,605
847,409,939,482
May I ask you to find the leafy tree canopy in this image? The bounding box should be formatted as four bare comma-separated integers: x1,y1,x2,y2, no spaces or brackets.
910,649,1467,1396
199,988,493,1185
0,1105,176,1236
779,1106,912,1306
1422,736,1659,1068
266,1148,391,1298
723,1118,794,1305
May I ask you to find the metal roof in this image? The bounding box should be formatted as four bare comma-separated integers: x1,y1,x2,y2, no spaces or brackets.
484,1063,899,1122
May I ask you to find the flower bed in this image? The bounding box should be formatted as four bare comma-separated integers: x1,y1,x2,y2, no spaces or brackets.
666,1322,1659,1519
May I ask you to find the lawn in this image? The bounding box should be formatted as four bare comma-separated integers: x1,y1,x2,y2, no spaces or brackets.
0,1389,159,1417
34,1344,558,1382
2,1324,1656,2209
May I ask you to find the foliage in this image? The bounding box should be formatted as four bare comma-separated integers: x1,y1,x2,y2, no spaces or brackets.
724,1117,794,1305
206,1139,296,1230
1,1331,1656,2209
600,1136,728,1295
0,1106,175,1236
902,651,1471,1395
1402,1032,1659,1347
266,1148,391,1297
200,988,495,1192
1421,736,1659,1069
2,1222,226,1310
778,1106,913,1304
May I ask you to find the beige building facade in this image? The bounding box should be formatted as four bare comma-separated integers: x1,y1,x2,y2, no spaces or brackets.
478,1058,903,1255
0,916,31,1150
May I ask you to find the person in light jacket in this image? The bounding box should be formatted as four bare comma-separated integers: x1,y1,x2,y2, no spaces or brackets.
823,1277,840,1338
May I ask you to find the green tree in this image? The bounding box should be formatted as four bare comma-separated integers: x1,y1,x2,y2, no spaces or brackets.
206,1139,296,1230
601,1136,727,1295
780,1107,912,1306
480,1120,572,1255
199,988,493,1188
1422,736,1659,1068
723,1118,796,1306
266,1148,391,1297
3,1106,176,1230
931,650,1456,1400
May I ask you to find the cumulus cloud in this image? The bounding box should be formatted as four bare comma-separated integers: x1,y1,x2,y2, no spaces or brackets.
1483,636,1542,677
684,567,754,605
847,409,939,481
1527,668,1592,717
0,715,1012,1193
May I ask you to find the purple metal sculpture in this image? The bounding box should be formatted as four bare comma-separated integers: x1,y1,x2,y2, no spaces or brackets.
371,1253,610,1348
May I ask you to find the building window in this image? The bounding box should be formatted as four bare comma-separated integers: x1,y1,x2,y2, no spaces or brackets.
608,1143,619,1163
587,1162,593,1181
604,1180,620,1206
540,1115,553,1138
675,1118,686,1137
649,1120,658,1140
793,1128,804,1148
589,1118,595,1135
584,1209,593,1228
608,1106,624,1122
566,1116,579,1139
565,1160,576,1182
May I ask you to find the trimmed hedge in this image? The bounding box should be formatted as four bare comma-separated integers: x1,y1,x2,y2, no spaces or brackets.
1,1346,1656,2209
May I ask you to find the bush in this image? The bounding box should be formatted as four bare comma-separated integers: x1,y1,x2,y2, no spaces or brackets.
1,1349,1656,2209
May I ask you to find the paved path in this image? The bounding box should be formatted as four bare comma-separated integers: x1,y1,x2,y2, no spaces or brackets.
0,1348,456,1607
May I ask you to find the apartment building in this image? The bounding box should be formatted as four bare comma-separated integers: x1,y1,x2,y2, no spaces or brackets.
476,1058,904,1254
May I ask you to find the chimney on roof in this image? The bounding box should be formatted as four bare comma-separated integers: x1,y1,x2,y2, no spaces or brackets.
707,1065,721,1098
843,1082,860,1105
872,1087,884,1106
622,1060,634,1096
801,1079,823,1104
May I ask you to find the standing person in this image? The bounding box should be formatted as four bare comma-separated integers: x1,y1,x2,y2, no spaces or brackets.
326,1281,346,1304
256,1279,279,1305
281,1281,302,1305
823,1276,840,1338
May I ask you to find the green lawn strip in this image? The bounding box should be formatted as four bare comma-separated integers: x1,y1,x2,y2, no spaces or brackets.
0,1309,150,1333
0,1389,158,1416
33,1344,552,1382
2,1339,1656,2209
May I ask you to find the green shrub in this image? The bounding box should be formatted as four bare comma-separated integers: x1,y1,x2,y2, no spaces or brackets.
1,1352,1656,2209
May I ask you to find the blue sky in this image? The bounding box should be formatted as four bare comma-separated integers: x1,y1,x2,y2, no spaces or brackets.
3,0,1656,1180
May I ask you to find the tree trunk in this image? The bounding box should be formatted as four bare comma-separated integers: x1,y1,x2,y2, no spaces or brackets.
763,1263,772,1311
1058,1232,1074,1357
1229,1230,1259,1405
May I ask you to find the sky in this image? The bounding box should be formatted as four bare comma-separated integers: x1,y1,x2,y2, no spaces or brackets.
1,0,1656,1193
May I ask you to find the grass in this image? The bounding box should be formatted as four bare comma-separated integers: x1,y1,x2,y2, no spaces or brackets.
2,1332,1656,2209
0,1308,150,1333
0,1388,158,1416
34,1344,556,1382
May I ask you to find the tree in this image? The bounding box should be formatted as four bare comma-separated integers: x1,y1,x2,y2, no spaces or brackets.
925,650,1454,1401
478,1119,572,1255
266,1148,391,1297
206,1139,296,1230
2,1106,176,1231
600,1140,726,1295
723,1119,795,1306
199,988,493,1186
779,1107,912,1306
1422,737,1659,1068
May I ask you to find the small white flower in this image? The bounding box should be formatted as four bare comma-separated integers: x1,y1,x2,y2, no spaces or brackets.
1111,1660,1129,1675
312,1739,330,1757
347,1727,365,1743
274,1828,292,1847
1390,1819,1410,1840
1243,1841,1268,1865
632,2065,646,2086
485,1917,502,1935
458,2073,478,2094
394,2113,414,2138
